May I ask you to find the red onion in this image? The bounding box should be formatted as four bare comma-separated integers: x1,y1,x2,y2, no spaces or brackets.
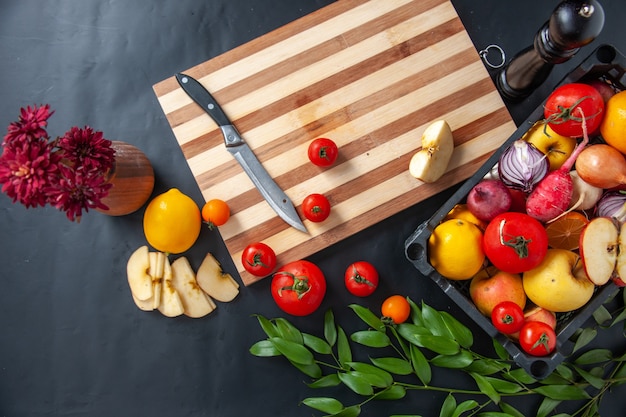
498,140,549,193
596,191,626,222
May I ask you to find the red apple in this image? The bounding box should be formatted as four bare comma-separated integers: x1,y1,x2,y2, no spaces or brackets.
466,179,512,222
523,305,557,329
469,266,526,316
579,217,619,285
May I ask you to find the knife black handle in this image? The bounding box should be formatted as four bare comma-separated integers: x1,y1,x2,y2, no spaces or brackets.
175,73,231,127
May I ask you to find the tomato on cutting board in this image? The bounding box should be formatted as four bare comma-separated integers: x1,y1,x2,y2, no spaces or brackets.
242,242,277,277
543,82,605,137
344,261,379,297
302,193,331,222
308,137,338,167
271,260,326,316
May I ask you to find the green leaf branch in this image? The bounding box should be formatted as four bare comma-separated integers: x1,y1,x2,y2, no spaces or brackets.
250,292,626,417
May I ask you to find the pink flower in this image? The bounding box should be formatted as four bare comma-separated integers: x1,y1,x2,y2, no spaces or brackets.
3,104,53,148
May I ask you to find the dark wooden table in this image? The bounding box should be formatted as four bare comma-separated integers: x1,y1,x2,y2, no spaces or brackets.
1,1,625,416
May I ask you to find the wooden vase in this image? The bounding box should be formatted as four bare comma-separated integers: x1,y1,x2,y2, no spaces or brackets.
97,141,155,216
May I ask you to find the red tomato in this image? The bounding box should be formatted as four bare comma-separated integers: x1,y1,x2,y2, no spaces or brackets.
302,193,331,222
242,242,277,277
519,321,557,356
544,83,605,137
491,301,525,334
308,138,338,167
271,260,326,316
344,261,379,297
483,212,548,274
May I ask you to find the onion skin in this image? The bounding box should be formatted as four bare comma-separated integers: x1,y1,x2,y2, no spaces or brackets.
596,191,626,222
576,144,626,189
498,140,549,193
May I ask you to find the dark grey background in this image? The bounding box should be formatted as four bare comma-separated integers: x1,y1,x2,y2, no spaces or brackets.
1,1,625,416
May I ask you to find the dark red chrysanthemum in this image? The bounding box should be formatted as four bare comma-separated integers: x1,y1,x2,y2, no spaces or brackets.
3,104,54,148
47,165,112,222
0,139,59,208
57,126,115,174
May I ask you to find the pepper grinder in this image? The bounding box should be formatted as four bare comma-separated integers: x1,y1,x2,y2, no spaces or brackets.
497,0,605,101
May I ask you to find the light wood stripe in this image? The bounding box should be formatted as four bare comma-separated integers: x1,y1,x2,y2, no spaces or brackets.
153,0,517,285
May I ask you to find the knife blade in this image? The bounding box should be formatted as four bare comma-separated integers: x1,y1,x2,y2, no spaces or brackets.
175,73,307,233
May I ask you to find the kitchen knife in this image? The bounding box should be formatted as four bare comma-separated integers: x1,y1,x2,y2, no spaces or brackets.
175,73,307,233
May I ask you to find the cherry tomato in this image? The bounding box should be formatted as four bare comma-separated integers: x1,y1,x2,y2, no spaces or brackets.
483,212,548,274
518,321,557,356
491,301,525,334
302,193,331,222
544,82,605,137
271,260,326,316
381,295,410,324
344,261,379,297
242,242,277,277
308,138,338,167
202,199,230,229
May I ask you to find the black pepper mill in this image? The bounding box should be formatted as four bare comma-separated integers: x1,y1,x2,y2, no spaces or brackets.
497,0,605,101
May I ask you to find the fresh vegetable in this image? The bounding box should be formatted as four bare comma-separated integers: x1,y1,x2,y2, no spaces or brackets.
491,301,525,334
518,321,557,356
408,119,454,183
498,139,549,193
302,193,331,222
381,295,410,324
242,242,277,277
543,82,605,137
466,179,512,222
308,137,338,167
344,261,379,297
525,119,590,223
568,170,603,211
596,191,626,222
201,199,230,229
575,143,626,189
483,212,548,274
271,260,326,316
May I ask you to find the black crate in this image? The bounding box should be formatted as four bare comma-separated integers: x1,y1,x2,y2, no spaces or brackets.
405,45,626,379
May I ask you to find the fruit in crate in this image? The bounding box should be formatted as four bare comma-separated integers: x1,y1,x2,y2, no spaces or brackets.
579,216,626,286
600,90,626,154
427,218,485,280
522,122,577,171
466,179,512,222
469,266,526,316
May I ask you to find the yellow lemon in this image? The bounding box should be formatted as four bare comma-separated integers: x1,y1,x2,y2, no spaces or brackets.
600,90,626,154
143,188,202,254
443,203,487,230
428,218,485,280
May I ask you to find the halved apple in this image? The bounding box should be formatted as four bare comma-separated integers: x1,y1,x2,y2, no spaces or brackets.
579,217,619,285
171,256,217,318
408,120,454,183
196,253,240,302
127,245,153,301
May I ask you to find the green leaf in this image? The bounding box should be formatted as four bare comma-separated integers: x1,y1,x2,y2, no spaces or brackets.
407,297,424,326
538,373,570,385
274,317,303,344
348,362,394,387
593,304,612,325
370,357,414,375
484,376,523,394
290,360,322,378
337,326,352,368
325,309,337,346
431,351,474,369
327,405,361,417
555,364,574,381
451,400,478,417
492,339,509,361
254,315,279,338
351,330,391,348
574,348,612,365
470,372,500,404
498,401,525,417
410,344,432,385
421,302,450,337
406,332,460,356
611,307,626,326
249,340,280,357
350,370,390,388
308,373,341,388
572,327,597,353
533,385,590,400
301,397,344,414
338,371,374,396
269,337,314,365
504,368,536,385
477,413,519,417
439,393,456,417
463,359,509,375
303,333,332,354
573,365,606,389
537,397,561,417
440,311,473,348
375,385,407,400
348,304,385,331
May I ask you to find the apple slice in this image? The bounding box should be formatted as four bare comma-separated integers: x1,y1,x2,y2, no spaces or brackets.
158,256,185,318
148,251,165,309
615,221,626,285
127,245,153,301
132,293,155,311
408,120,454,183
580,217,619,285
196,253,240,302
170,256,217,318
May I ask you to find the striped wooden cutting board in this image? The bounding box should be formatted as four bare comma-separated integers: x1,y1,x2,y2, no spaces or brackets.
153,0,517,286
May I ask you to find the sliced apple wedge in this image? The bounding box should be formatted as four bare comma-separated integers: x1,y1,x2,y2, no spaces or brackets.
196,253,240,302
148,251,165,310
580,217,619,285
132,293,155,311
408,120,454,183
615,221,626,285
127,245,153,301
171,256,217,318
158,257,185,318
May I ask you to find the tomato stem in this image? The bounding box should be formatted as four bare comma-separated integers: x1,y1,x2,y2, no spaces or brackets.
498,219,531,259
351,266,375,287
247,252,269,269
275,271,311,299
